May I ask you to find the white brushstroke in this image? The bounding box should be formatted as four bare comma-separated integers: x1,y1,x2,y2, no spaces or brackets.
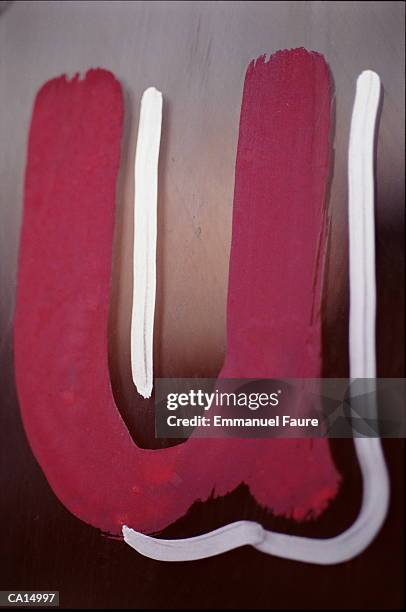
255,70,389,564
123,521,265,561
131,87,162,399
123,71,389,563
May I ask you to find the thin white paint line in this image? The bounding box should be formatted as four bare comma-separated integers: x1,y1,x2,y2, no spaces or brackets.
131,87,162,399
349,70,378,380
123,521,265,562
123,71,389,563
255,70,389,564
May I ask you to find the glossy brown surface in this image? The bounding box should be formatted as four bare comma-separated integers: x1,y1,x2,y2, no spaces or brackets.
0,1,404,608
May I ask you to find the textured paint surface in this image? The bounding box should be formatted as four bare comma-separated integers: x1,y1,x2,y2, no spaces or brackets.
222,48,330,379
14,54,339,537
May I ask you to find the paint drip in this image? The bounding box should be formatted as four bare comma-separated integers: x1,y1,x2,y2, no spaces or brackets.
14,51,339,537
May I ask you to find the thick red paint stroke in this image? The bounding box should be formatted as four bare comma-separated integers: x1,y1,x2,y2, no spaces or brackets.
14,52,339,537
221,49,330,379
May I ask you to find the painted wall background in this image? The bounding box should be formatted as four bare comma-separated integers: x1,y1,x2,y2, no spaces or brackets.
0,2,404,609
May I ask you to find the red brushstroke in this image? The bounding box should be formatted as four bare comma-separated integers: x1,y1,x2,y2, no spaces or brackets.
221,49,330,379
14,51,339,537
